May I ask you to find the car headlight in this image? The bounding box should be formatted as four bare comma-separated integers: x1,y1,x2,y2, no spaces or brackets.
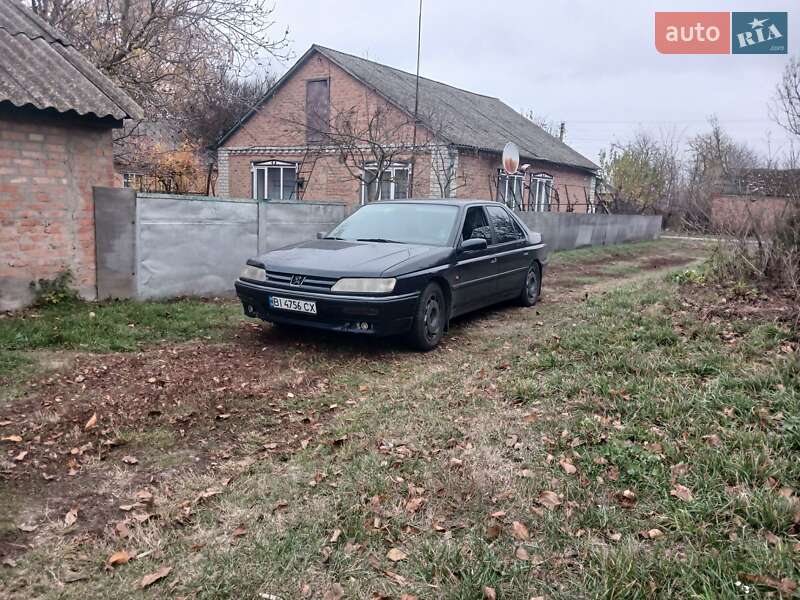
331,277,396,293
240,265,267,282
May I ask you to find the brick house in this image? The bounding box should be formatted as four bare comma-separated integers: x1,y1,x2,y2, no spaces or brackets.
711,169,799,234
0,0,142,310
216,45,598,211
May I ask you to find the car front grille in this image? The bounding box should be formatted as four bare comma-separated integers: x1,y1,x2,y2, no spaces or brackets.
265,270,337,291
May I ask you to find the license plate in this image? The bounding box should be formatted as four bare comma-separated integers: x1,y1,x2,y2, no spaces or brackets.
269,296,317,314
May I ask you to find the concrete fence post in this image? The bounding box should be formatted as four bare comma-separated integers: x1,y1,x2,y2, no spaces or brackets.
93,186,137,300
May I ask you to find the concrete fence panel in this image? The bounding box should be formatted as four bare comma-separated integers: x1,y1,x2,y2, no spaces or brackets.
258,201,348,254
514,212,662,252
136,194,259,299
93,191,348,300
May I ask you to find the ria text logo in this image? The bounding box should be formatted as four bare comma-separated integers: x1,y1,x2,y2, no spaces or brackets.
655,12,787,54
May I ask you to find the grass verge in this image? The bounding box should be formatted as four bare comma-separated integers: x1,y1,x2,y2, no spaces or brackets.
4,270,796,599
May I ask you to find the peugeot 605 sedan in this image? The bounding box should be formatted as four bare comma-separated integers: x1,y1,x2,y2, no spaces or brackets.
234,200,547,350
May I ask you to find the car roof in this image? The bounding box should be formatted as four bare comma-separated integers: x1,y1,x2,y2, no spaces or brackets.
375,198,498,208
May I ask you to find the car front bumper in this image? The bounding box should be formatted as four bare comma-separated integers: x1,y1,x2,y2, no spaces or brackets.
234,279,419,336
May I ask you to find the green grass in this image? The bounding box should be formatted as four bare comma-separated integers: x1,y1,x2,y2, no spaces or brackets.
549,239,673,267
0,298,242,355
2,244,796,599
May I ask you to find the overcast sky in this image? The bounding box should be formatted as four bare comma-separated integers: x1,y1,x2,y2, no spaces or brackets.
267,0,798,164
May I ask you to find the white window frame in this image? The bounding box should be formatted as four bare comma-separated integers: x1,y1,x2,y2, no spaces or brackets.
252,160,298,201
529,173,553,212
360,162,411,204
497,170,524,208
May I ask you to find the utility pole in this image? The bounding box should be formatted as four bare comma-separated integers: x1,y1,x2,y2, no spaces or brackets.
408,0,422,197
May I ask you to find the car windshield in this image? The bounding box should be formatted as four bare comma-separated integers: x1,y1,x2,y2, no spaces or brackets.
326,203,459,246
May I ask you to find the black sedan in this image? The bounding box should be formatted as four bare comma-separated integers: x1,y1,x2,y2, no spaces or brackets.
235,200,547,350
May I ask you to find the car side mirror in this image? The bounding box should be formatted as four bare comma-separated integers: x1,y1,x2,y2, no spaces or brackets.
316,231,327,239
459,237,488,253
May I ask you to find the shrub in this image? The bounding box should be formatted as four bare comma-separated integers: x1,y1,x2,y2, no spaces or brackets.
29,270,80,307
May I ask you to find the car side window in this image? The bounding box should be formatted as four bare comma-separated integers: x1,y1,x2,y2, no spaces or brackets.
485,205,523,244
461,206,492,243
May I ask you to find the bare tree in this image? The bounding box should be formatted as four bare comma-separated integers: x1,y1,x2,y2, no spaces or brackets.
285,94,464,201
28,0,287,127
773,55,800,136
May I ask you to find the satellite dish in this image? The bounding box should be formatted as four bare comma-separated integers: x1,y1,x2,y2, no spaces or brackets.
502,142,520,174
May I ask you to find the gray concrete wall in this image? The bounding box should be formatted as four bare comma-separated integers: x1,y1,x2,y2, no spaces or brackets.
93,191,347,300
515,212,662,252
136,194,259,299
258,201,347,254
94,187,137,300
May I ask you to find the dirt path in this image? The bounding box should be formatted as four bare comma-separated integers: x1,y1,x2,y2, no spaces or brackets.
0,240,707,569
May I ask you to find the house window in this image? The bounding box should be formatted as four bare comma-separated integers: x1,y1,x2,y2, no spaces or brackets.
306,79,330,143
497,170,524,209
529,173,553,212
361,163,410,204
252,161,298,200
123,172,143,190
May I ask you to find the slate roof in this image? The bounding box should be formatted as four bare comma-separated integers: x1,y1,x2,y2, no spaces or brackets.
0,0,142,121
721,168,800,198
219,44,597,172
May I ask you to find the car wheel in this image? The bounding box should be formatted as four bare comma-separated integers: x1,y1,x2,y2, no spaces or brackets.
408,282,446,351
519,262,541,307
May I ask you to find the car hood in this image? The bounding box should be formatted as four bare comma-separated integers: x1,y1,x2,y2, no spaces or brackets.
253,239,449,277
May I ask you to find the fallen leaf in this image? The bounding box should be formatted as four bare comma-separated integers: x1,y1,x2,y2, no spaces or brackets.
515,546,530,560
538,490,561,509
512,521,530,541
640,528,664,540
115,521,130,538
405,497,425,513
121,456,138,465
107,550,131,567
84,413,98,431
702,434,721,447
17,523,37,532
330,528,342,543
559,459,577,475
64,508,78,527
13,450,27,462
671,484,693,502
618,489,636,508
232,525,247,538
322,583,344,600
386,547,407,562
765,531,780,545
483,586,497,600
135,489,154,504
140,565,171,588
740,573,797,595
1,435,22,443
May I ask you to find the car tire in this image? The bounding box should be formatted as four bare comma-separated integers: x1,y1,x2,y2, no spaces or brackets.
519,262,541,307
407,282,446,351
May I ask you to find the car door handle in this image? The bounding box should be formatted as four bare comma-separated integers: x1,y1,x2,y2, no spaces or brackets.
490,257,498,263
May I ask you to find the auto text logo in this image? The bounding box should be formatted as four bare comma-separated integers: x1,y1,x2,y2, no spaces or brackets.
655,12,787,54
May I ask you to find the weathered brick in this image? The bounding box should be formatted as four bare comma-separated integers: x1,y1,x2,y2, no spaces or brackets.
1,110,115,310
219,50,595,211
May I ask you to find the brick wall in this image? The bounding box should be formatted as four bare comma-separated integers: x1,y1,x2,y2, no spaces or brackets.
456,151,595,210
220,50,434,208
219,48,595,210
0,106,115,311
710,194,793,234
